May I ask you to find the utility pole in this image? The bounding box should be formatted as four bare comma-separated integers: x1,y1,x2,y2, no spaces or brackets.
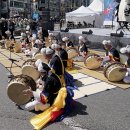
7,0,10,18
0,0,1,18
48,0,50,21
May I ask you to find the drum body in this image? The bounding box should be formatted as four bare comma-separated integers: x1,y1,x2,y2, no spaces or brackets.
66,47,79,59
104,62,127,82
22,59,40,80
84,54,101,70
34,53,48,64
67,59,73,69
5,40,11,50
7,75,36,105
14,42,21,53
0,40,5,49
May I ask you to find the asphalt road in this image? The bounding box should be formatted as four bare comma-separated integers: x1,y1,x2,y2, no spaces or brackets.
0,63,130,130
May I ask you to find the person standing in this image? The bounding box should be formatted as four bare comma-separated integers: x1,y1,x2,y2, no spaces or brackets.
1,18,8,39
9,19,15,39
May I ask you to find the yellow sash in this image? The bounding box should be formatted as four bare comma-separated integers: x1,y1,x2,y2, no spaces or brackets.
30,87,67,130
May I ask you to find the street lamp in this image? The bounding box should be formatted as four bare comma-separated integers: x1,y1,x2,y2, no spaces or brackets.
48,0,50,21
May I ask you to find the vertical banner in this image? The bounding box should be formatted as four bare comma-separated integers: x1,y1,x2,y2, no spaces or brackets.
103,0,116,25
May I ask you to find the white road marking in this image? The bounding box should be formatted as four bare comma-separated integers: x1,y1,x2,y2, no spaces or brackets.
63,117,88,130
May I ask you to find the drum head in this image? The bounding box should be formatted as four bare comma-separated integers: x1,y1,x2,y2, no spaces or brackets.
22,65,40,80
66,47,79,59
7,82,30,105
7,75,36,105
104,62,127,82
104,62,117,78
14,42,21,53
84,54,101,70
22,59,40,80
34,54,48,64
107,66,126,82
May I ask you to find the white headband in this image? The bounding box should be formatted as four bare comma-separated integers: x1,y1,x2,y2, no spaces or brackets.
40,48,46,54
51,44,60,49
62,37,69,42
38,63,46,73
46,47,54,55
120,45,130,54
35,59,42,68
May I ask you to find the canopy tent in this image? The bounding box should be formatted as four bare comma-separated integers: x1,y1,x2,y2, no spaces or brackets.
66,6,97,24
88,0,104,13
87,0,104,27
66,5,103,28
66,6,97,16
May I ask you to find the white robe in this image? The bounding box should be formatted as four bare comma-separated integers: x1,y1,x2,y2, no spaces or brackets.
123,68,130,83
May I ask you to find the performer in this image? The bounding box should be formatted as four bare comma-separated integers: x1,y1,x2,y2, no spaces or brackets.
8,19,15,39
51,44,76,87
79,36,88,55
78,36,88,58
102,40,120,62
62,37,74,48
51,43,68,69
1,18,8,39
44,47,64,77
120,45,130,83
20,62,62,111
48,33,58,45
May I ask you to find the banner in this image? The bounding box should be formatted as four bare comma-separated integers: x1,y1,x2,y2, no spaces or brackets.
103,0,116,22
32,12,39,22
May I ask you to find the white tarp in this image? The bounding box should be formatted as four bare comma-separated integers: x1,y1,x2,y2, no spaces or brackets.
87,0,104,27
88,0,104,13
66,6,97,16
66,6,98,26
66,4,103,27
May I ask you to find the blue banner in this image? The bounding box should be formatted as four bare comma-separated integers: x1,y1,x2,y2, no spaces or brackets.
104,0,116,21
32,12,39,22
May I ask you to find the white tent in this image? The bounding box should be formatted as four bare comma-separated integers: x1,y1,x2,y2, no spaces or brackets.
66,6,98,26
88,0,104,13
66,5,97,16
87,0,104,27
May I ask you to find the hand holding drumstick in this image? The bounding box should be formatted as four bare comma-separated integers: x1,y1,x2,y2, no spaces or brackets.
23,87,33,97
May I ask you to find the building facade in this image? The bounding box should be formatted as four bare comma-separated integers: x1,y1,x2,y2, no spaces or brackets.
0,1,1,18
9,0,31,18
38,0,61,20
1,0,8,18
0,0,31,18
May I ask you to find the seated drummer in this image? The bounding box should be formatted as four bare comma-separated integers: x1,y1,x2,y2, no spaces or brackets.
51,43,76,87
62,37,74,48
102,40,120,63
51,43,68,69
48,33,58,45
43,47,64,77
120,45,130,83
20,62,62,111
78,36,88,58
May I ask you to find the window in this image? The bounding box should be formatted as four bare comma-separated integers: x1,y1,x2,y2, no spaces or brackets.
14,1,24,8
41,0,45,4
10,1,13,7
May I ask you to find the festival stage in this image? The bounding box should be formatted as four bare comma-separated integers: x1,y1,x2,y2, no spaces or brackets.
52,28,130,49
